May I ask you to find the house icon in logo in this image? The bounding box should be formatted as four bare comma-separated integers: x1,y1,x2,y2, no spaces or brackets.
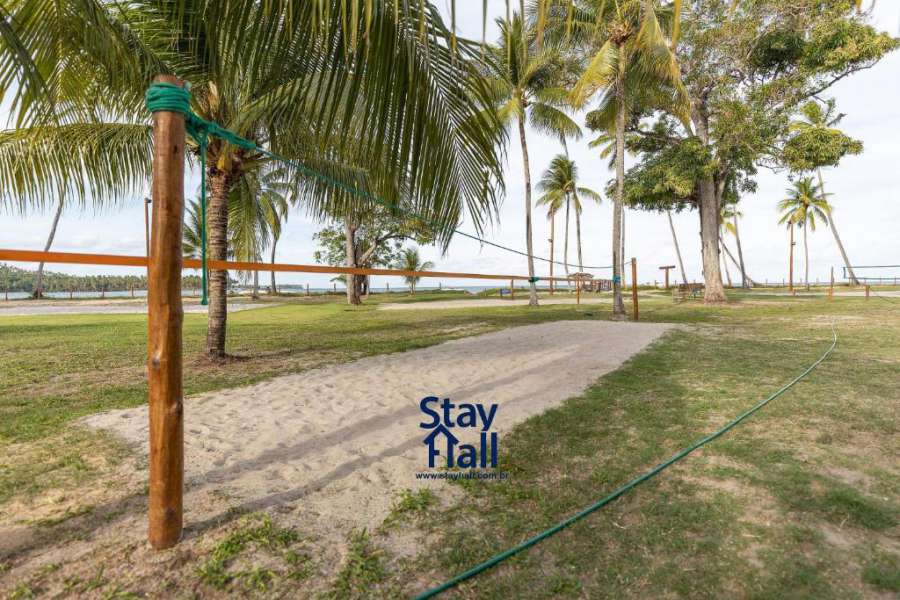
423,423,459,468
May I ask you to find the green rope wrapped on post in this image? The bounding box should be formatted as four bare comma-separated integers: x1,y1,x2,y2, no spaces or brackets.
528,276,540,284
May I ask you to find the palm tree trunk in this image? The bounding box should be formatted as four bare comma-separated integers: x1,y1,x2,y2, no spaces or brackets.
549,214,555,293
789,224,795,292
517,115,539,306
667,210,688,285
733,214,749,288
720,235,757,286
818,169,857,285
33,198,64,298
564,197,571,277
251,269,259,299
269,240,278,294
611,46,627,318
719,233,732,287
575,201,583,273
620,208,626,280
206,169,232,359
345,219,361,305
804,224,810,291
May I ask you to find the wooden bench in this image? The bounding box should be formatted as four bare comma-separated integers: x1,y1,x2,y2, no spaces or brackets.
673,283,704,302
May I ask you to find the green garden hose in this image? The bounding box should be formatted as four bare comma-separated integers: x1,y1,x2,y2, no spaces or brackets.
413,325,838,599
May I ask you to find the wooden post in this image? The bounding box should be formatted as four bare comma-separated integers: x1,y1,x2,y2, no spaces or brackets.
659,265,674,290
576,280,581,305
147,74,185,550
631,258,639,321
306,283,310,296
386,281,390,293
865,285,870,299
510,278,515,300
829,267,834,299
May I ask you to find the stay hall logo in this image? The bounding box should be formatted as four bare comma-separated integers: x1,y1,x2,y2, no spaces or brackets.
419,396,499,469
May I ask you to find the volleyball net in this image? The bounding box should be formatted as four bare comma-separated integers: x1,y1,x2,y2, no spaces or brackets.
844,265,900,285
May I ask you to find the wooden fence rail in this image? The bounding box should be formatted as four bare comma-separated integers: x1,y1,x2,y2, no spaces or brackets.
0,248,589,284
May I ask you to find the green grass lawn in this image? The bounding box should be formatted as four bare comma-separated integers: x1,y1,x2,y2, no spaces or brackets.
393,295,899,599
0,292,897,598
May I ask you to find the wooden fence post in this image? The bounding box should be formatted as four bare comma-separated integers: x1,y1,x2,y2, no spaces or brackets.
631,258,639,321
510,278,515,300
865,285,870,299
147,74,186,550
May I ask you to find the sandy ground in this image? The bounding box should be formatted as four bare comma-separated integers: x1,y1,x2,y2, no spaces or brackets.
0,301,271,316
379,296,621,310
82,320,671,545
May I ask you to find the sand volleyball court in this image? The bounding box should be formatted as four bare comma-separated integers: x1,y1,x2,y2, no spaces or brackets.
85,320,671,542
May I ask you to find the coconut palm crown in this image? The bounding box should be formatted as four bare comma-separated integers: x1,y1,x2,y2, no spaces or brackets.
0,0,505,359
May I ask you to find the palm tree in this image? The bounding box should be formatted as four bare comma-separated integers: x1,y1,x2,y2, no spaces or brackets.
570,0,686,317
536,155,601,276
720,204,756,288
397,247,434,295
786,100,862,284
488,12,581,307
264,194,290,296
536,180,565,291
32,198,64,298
182,200,204,260
778,178,831,291
0,1,504,359
229,168,293,299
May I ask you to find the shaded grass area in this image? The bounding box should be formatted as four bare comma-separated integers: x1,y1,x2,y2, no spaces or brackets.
397,296,899,599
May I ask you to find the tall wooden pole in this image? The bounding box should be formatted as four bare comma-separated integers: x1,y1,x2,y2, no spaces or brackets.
631,258,639,321
510,278,515,300
147,75,186,550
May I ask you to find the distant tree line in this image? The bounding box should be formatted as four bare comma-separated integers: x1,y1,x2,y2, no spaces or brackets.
0,263,203,293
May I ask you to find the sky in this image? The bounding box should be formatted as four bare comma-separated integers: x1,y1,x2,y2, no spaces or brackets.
2,2,899,289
